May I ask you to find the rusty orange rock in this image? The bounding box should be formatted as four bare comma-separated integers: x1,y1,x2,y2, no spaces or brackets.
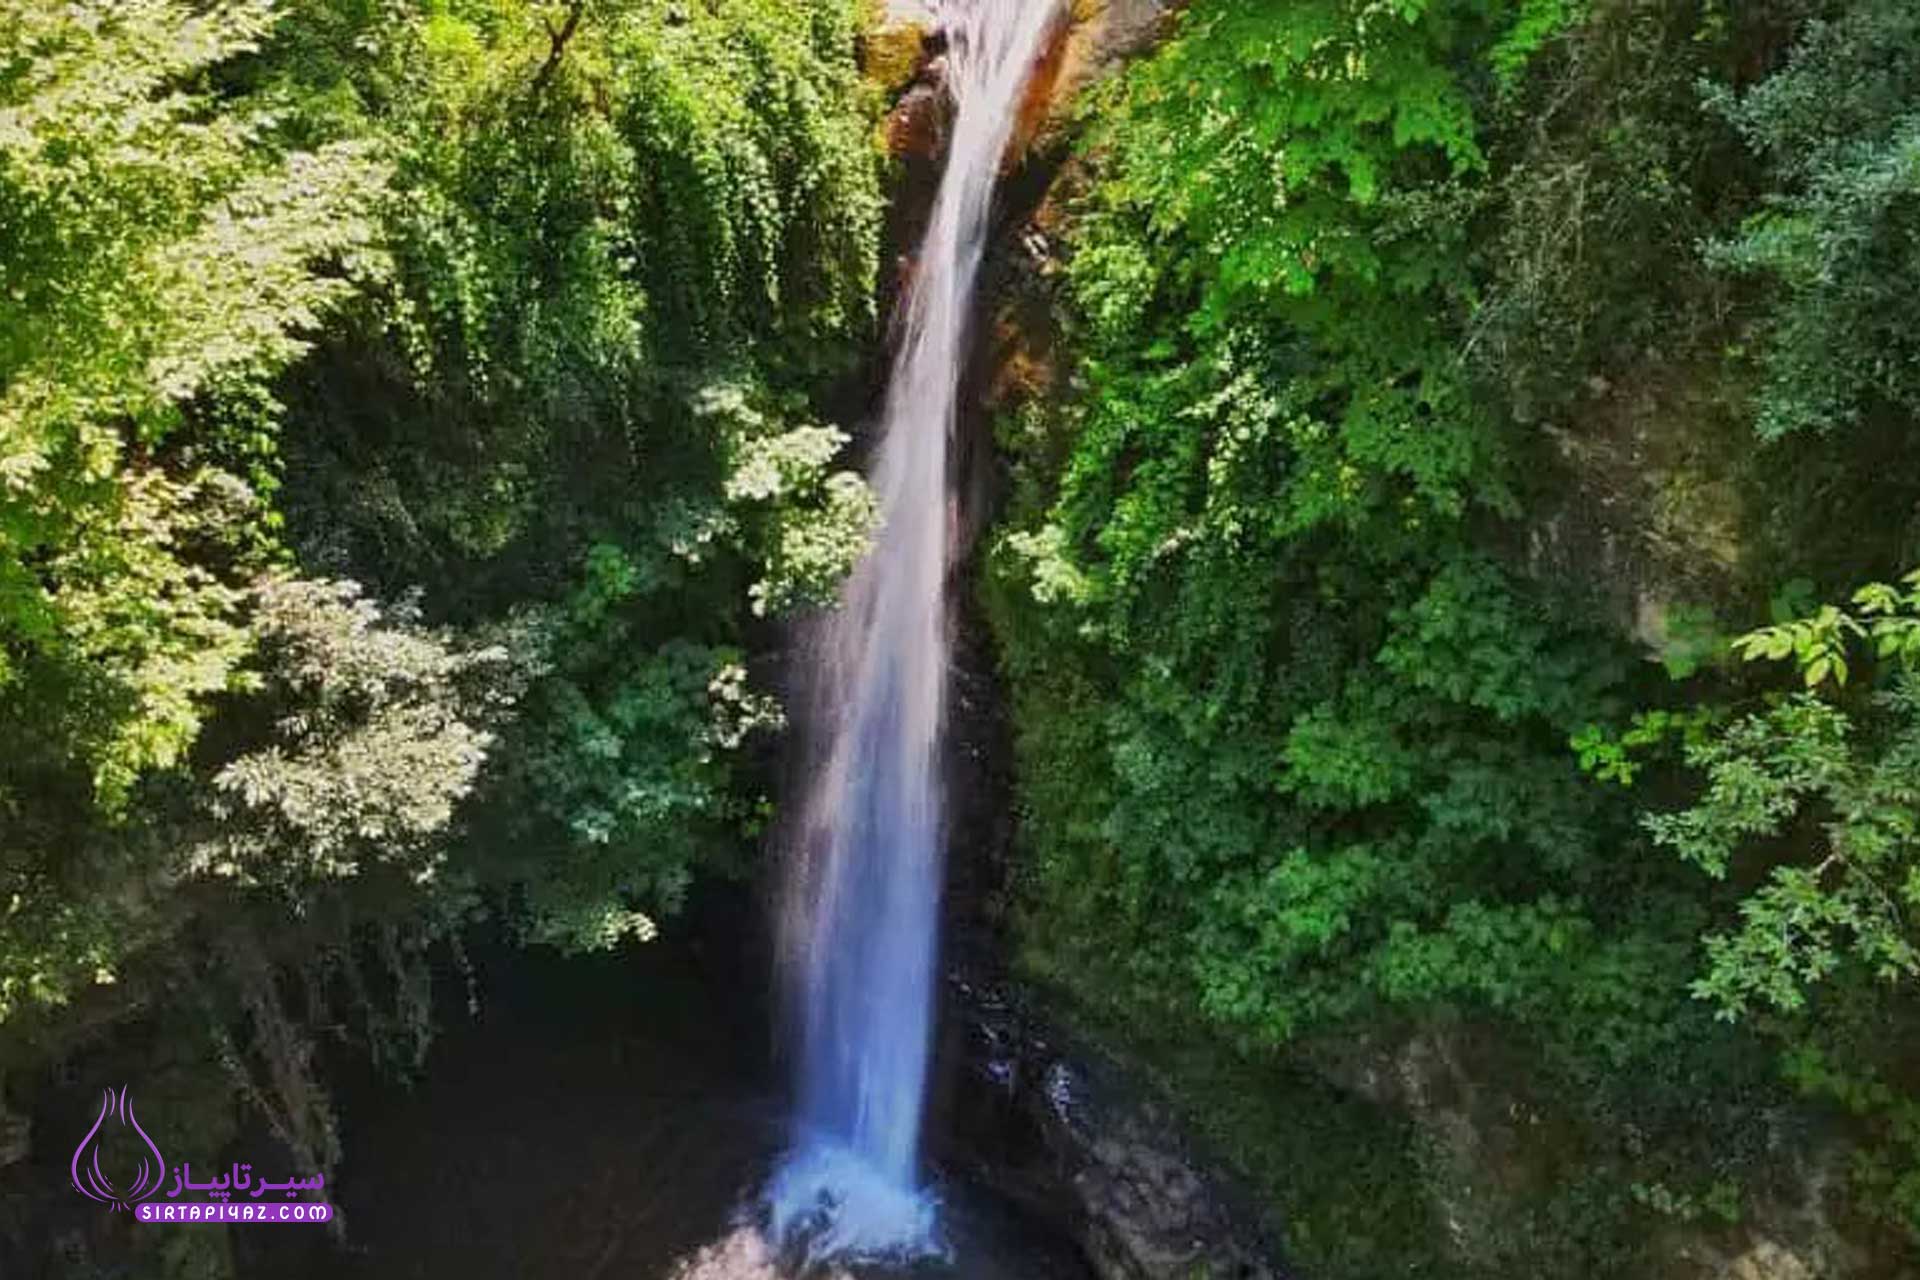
1003,10,1072,170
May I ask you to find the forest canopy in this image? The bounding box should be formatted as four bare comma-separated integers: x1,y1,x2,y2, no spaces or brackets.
5,0,1920,1276
0,0,882,1167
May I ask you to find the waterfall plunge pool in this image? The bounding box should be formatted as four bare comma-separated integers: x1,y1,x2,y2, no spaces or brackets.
232,924,1094,1280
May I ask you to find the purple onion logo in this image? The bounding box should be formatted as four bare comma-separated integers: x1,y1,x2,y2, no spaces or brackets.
70,1086,167,1211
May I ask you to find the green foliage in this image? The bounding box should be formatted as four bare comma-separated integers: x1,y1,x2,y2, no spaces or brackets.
1628,1176,1743,1226
0,0,884,1201
241,0,881,966
1609,568,1920,1244
1573,707,1721,787
1782,1043,1920,1235
190,576,528,890
0,571,525,1024
276,0,883,950
995,0,1664,1065
1490,0,1585,91
17,0,1920,1272
986,0,1920,1272
710,383,879,616
609,0,882,359
1468,0,1763,422
1647,690,1914,1014
1059,0,1518,567
991,2,1598,1083
273,0,881,586
1735,569,1920,687
493,558,785,948
1648,572,1920,1020
0,0,388,809
1706,0,1920,440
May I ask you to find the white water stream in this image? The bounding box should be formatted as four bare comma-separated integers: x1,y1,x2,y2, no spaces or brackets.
768,0,1062,1261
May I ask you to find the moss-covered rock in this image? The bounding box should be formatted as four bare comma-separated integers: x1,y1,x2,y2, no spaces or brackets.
858,13,927,99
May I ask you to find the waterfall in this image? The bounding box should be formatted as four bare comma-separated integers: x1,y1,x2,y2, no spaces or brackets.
767,0,1062,1261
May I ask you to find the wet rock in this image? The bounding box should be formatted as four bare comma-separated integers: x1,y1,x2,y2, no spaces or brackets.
1663,1228,1851,1280
886,73,952,162
876,0,1172,168
998,0,1172,163
953,0,1171,425
940,976,1289,1280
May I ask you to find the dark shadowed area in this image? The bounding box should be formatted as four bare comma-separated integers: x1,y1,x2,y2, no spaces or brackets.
232,906,1091,1280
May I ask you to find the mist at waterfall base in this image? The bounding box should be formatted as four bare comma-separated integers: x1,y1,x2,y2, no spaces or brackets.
766,0,1063,1265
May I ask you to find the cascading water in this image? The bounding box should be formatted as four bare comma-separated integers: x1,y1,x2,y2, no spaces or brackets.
767,0,1062,1262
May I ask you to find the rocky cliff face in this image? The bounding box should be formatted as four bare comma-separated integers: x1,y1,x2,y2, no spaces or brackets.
938,975,1290,1280
865,0,1172,172
1307,1023,1873,1280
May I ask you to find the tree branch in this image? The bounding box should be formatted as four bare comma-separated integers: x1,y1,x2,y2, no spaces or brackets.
532,1,585,91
